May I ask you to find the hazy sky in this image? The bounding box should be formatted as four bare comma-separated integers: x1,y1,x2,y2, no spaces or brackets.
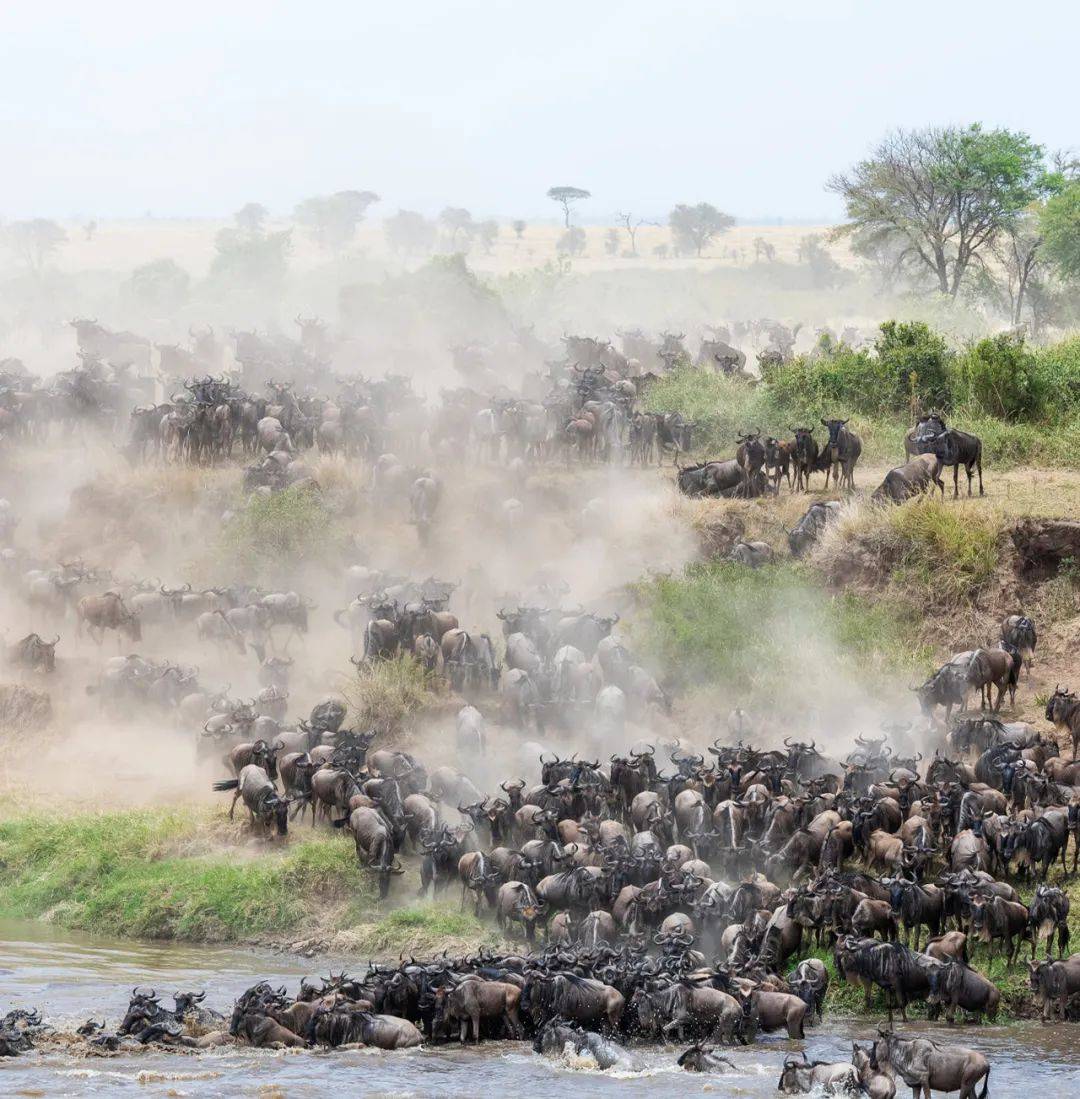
2,1,1076,222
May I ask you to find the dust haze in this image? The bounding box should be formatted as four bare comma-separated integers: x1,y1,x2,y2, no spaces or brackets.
0,214,950,818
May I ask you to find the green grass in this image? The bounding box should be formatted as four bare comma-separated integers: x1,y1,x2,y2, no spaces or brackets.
0,808,514,957
0,808,370,941
632,561,929,711
342,654,441,738
884,497,1001,603
346,904,509,957
647,360,1080,471
214,485,339,586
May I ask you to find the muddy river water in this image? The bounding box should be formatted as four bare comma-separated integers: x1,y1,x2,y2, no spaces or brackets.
2,919,1078,1096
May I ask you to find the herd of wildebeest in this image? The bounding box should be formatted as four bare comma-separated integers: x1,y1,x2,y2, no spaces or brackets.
0,317,1074,1093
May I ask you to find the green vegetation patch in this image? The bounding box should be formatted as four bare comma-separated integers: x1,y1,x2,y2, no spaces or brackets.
215,486,337,586
0,809,370,942
885,497,1001,602
647,323,1080,470
633,562,926,708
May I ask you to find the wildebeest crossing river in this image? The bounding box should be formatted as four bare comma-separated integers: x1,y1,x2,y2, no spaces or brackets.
1,920,1077,1097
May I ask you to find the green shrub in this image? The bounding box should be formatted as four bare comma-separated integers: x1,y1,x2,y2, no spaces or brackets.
216,486,333,585
951,332,1043,420
762,321,953,416
1031,336,1080,420
874,320,954,411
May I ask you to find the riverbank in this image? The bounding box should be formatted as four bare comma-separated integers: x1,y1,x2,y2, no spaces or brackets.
0,807,508,958
2,805,1077,1021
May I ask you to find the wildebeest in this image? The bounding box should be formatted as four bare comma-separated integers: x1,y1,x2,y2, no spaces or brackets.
735,430,766,497
211,765,289,839
872,434,953,504
1027,954,1080,1021
677,1044,736,1072
434,979,523,1043
927,961,1000,1024
1046,686,1080,759
8,632,58,672
820,418,861,491
788,500,841,558
534,1020,640,1070
496,880,547,943
872,1029,989,1099
965,646,1020,712
910,415,984,497
791,427,820,492
763,436,794,492
337,806,404,897
777,1052,859,1094
76,592,142,644
676,459,741,497
1001,614,1036,676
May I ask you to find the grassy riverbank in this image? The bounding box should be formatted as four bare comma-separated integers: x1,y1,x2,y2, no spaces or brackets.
0,807,506,956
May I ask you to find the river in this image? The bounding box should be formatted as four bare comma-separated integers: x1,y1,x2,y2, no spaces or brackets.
2,919,1078,1096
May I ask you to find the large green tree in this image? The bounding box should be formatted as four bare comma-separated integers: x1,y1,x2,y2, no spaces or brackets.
1041,180,1080,280
829,124,1050,299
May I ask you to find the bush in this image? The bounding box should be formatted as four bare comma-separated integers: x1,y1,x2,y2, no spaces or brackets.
761,322,953,417
343,655,438,737
874,320,954,411
951,332,1042,420
216,487,333,585
1031,336,1080,420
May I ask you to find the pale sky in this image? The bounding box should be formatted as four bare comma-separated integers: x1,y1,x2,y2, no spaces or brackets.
1,0,1075,222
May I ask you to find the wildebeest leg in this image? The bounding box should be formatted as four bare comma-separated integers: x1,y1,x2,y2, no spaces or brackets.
471,1010,482,1043
229,789,241,820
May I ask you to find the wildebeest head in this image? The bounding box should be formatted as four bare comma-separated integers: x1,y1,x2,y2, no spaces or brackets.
1046,685,1078,725
820,417,849,452
915,428,958,466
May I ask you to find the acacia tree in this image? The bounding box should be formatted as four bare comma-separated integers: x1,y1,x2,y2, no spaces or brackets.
383,209,437,256
615,211,654,256
511,219,527,240
828,124,1050,299
547,186,590,227
668,203,734,256
294,190,379,249
439,207,475,251
3,219,67,272
234,202,269,233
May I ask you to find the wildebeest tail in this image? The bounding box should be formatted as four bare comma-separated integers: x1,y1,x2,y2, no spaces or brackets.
978,1067,990,1099
212,779,239,791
